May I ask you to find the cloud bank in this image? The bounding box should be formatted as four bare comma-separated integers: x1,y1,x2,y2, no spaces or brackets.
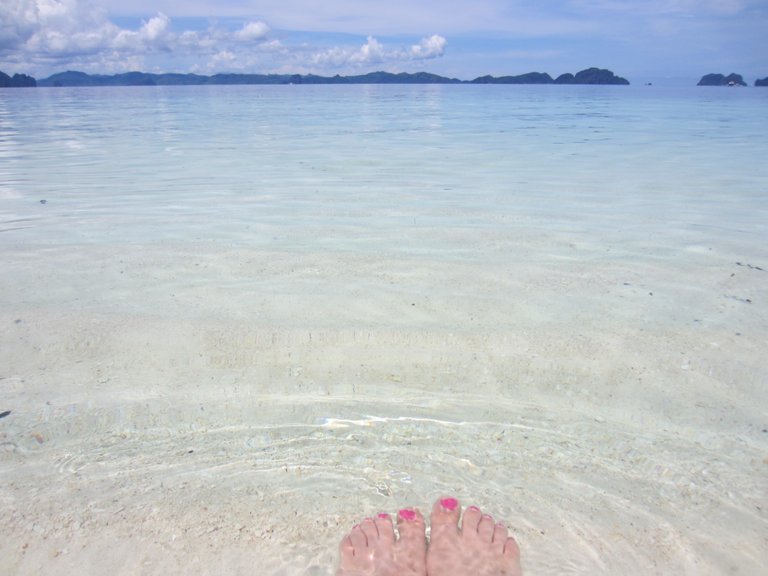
0,0,448,77
310,35,446,68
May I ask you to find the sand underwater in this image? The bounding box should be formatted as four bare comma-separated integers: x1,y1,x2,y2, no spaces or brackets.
1,84,767,574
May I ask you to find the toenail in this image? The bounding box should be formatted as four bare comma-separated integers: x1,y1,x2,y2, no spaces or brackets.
467,506,480,512
398,508,417,521
377,513,390,519
440,497,458,511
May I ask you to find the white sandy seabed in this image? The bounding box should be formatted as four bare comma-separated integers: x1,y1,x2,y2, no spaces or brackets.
1,229,767,575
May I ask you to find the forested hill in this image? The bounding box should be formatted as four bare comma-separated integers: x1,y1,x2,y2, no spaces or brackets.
35,68,630,87
0,71,36,87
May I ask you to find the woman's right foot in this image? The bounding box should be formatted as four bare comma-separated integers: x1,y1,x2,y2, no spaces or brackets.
337,508,428,576
426,497,521,576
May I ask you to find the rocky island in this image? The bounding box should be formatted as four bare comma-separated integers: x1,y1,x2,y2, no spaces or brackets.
471,68,629,85
554,68,630,85
697,73,747,86
0,71,36,87
755,77,768,87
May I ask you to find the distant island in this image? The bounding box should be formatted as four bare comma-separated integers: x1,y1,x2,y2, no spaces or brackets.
36,70,460,86
0,71,36,87
8,67,768,88
6,67,630,87
697,73,747,86
471,68,629,85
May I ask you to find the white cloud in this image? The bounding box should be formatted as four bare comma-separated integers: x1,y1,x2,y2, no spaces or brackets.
140,13,170,42
352,36,385,64
178,29,215,50
409,35,446,59
310,35,447,69
211,49,236,65
234,21,270,42
113,13,170,50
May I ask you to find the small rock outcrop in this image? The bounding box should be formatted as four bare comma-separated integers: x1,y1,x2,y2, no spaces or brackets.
755,77,768,87
697,73,747,86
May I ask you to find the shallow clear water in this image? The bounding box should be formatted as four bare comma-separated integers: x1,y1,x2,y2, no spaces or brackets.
1,85,767,575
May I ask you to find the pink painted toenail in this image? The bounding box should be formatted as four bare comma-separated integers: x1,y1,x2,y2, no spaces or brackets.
398,509,417,521
440,497,458,511
377,513,390,519
467,506,480,512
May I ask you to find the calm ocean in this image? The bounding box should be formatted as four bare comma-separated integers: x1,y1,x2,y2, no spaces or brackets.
1,84,767,574
2,85,767,251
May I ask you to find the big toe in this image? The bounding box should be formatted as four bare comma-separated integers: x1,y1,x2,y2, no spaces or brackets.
430,496,462,537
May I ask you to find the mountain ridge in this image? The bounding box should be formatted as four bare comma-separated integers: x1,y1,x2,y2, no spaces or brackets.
31,68,630,87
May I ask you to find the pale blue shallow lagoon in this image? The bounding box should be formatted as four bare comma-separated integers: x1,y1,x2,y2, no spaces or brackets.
1,85,767,574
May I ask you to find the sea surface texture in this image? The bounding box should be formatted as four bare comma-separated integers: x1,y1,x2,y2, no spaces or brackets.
1,84,767,575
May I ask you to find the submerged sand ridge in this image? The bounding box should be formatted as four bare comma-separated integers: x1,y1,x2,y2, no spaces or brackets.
1,244,766,574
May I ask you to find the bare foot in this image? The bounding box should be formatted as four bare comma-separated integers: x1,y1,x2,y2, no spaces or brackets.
426,497,521,576
337,508,428,576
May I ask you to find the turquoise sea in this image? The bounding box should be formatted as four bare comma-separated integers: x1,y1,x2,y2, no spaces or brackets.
1,85,767,575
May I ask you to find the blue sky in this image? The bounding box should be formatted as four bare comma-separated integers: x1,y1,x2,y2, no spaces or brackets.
1,0,766,84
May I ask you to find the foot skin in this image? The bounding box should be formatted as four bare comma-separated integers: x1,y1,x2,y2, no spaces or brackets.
426,497,521,576
337,508,428,576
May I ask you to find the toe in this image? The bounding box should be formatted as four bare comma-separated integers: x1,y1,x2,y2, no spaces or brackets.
360,518,380,545
492,522,509,550
503,535,521,559
336,535,359,575
395,507,427,572
503,536,522,575
349,524,368,549
337,527,376,576
460,505,483,536
430,496,461,531
339,534,355,557
477,514,496,541
374,513,396,543
396,507,426,542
